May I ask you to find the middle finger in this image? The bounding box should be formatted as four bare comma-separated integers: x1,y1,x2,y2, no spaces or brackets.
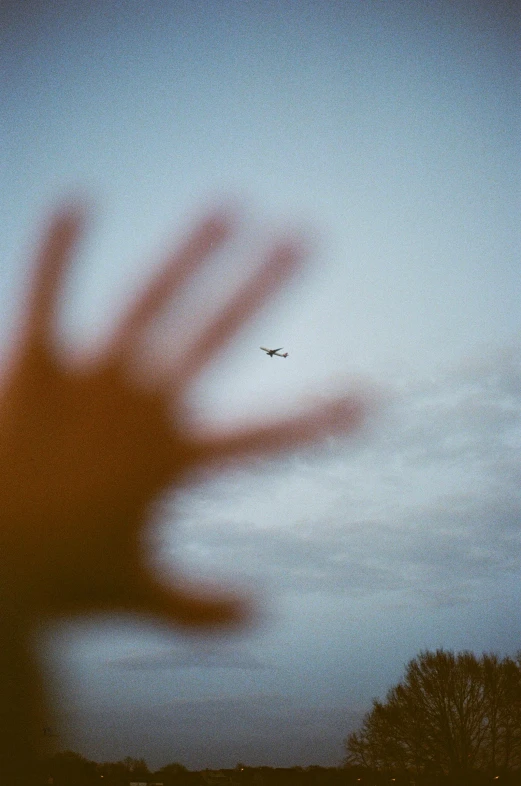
172,237,306,393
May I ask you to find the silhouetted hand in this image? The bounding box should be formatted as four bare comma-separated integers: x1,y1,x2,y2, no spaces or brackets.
0,204,365,781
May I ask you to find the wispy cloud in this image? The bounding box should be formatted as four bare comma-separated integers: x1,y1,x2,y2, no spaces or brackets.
107,642,268,672
68,347,521,769
162,346,521,608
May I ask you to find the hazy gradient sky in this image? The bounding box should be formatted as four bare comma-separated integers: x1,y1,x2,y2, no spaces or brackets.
2,0,521,770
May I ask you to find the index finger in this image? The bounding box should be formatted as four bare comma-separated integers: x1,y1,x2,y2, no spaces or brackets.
172,237,306,391
105,211,234,363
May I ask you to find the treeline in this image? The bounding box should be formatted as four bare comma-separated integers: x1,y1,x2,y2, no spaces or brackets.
38,649,521,786
346,649,521,784
38,755,378,786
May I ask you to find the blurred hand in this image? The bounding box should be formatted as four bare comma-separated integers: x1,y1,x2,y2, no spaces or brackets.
0,205,365,629
0,202,367,782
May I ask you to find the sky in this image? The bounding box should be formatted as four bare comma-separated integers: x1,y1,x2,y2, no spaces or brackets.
2,0,521,771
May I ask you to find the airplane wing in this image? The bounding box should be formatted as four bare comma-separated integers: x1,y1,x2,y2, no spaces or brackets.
260,346,284,355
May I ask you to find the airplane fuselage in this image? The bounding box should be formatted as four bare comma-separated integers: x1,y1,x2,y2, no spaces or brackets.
260,347,288,358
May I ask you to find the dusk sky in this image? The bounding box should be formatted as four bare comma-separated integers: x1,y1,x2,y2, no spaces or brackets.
2,0,521,771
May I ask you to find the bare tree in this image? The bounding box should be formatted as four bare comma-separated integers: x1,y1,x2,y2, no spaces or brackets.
345,649,521,779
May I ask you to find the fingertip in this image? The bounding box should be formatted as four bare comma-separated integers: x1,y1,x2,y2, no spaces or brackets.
51,198,91,236
328,392,370,430
40,203,89,270
294,388,373,446
197,208,237,247
194,594,254,631
172,596,253,632
150,579,255,631
273,237,307,270
260,229,316,297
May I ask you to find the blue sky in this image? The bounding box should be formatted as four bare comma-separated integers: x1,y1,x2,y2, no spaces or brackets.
2,0,521,770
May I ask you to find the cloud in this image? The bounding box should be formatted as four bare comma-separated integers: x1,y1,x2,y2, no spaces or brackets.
159,346,521,608
106,642,269,672
62,345,521,772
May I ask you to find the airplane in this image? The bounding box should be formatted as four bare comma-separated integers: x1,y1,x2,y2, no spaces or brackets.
260,346,288,358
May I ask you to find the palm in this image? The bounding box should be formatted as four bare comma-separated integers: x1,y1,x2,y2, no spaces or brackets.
2,355,176,612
